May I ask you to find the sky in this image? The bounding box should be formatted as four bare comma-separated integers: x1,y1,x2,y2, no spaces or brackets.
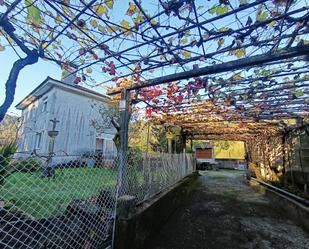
0,0,307,116
0,46,61,115
0,0,152,115
0,0,169,115
0,0,245,116
0,0,61,116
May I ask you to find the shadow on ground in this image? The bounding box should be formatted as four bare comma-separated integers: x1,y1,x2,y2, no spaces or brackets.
148,170,309,249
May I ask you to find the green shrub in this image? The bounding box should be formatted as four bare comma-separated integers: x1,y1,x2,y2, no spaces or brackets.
127,147,143,194
12,158,42,173
0,142,17,158
0,142,17,186
128,147,143,169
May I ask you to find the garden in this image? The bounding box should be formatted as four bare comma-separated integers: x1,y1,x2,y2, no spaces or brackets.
1,166,117,218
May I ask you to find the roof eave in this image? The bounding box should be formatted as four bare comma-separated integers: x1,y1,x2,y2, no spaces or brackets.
15,77,111,110
15,77,53,110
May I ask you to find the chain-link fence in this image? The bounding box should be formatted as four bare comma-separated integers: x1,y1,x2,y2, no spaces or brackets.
1,152,119,249
125,153,194,203
1,151,194,248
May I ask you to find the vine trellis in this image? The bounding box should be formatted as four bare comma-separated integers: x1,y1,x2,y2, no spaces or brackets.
0,0,309,140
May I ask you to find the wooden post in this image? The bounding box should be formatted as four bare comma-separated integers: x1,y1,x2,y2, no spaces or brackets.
181,131,187,175
181,130,186,153
168,139,172,154
282,133,287,187
145,122,151,187
166,130,173,154
146,121,150,155
118,90,130,195
173,136,177,154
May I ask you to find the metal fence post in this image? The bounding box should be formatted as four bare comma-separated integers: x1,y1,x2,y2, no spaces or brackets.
112,90,130,249
118,90,130,196
181,130,187,176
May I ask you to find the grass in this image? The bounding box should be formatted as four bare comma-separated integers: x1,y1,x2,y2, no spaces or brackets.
0,167,117,219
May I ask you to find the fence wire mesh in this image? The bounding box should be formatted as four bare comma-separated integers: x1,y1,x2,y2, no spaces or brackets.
125,153,194,203
1,151,194,249
1,153,118,249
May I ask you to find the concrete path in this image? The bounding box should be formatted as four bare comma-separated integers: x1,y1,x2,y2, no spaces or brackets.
148,170,309,249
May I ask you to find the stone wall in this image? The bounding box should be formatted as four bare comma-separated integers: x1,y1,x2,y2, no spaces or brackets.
115,173,199,249
249,179,309,233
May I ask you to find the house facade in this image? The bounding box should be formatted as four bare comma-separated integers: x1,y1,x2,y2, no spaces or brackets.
15,77,117,159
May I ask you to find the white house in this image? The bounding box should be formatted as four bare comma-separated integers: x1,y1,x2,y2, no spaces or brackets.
15,77,117,160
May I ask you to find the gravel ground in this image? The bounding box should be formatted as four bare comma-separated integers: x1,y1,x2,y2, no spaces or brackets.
148,170,309,249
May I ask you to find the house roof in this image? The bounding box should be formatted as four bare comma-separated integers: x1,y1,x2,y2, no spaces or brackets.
15,77,110,110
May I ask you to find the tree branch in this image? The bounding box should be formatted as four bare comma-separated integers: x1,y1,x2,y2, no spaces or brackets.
111,118,120,132
0,15,33,55
0,0,22,21
0,53,39,122
0,17,42,122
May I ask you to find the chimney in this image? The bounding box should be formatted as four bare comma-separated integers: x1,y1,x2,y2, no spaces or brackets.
61,64,78,85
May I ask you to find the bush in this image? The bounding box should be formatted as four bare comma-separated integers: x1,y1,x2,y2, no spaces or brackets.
12,158,42,173
127,147,143,169
127,147,143,194
0,143,17,186
0,142,17,158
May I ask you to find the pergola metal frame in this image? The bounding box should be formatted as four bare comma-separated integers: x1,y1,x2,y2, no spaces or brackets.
1,0,309,142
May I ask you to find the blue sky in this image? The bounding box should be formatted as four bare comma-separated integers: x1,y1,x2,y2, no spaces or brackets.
0,0,152,115
0,0,171,115
0,46,61,115
0,0,307,115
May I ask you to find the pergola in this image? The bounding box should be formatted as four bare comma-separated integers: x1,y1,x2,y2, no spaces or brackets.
2,2,309,248
1,0,309,142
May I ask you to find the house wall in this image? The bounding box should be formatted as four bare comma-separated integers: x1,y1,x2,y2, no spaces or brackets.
195,148,212,159
18,89,56,154
216,159,246,170
214,141,245,160
17,85,117,159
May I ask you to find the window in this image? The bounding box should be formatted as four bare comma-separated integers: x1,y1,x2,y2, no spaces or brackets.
96,137,103,152
35,132,42,149
104,140,116,156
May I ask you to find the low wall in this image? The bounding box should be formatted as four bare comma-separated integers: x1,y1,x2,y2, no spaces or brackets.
115,173,199,249
249,179,309,233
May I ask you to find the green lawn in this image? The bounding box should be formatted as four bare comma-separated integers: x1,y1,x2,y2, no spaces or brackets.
0,167,117,218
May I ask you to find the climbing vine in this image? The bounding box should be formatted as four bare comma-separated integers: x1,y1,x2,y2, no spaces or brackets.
0,0,308,139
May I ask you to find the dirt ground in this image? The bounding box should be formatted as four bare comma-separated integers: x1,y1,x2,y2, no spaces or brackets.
148,170,309,249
